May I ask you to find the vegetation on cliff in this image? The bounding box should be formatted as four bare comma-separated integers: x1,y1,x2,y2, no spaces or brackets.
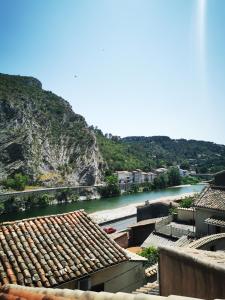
0,73,104,186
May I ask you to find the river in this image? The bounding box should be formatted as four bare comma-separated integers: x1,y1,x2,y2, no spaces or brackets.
0,184,206,223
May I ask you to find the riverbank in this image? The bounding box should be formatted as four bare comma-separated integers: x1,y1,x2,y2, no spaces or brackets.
0,184,205,223
90,191,198,224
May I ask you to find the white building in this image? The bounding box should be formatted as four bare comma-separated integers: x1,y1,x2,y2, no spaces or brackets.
146,172,157,182
178,168,189,177
133,169,143,184
115,171,133,184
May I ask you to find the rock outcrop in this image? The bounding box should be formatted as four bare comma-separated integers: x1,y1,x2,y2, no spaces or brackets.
0,73,104,186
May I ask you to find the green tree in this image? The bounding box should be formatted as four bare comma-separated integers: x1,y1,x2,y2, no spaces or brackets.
167,167,181,186
3,173,28,191
153,173,168,189
99,175,120,198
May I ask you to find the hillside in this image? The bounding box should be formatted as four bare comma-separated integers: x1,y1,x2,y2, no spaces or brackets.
0,73,104,186
95,131,225,174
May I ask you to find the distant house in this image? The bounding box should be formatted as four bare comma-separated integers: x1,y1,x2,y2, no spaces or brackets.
147,172,157,182
155,168,168,175
115,171,133,184
178,168,189,177
0,210,146,292
194,171,225,237
132,169,143,184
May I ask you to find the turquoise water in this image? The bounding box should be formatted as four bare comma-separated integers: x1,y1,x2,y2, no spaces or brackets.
0,184,206,222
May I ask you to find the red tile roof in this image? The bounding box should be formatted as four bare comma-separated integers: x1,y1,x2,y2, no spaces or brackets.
0,210,128,288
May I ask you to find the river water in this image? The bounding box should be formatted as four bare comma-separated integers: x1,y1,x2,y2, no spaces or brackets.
0,184,206,223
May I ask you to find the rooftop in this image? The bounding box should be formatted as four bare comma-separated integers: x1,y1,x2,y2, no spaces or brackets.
141,232,176,249
194,186,225,211
0,210,128,287
0,284,213,300
188,233,225,249
128,218,163,228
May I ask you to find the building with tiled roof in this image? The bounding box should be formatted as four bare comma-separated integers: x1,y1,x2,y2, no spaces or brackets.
0,210,146,292
194,171,225,237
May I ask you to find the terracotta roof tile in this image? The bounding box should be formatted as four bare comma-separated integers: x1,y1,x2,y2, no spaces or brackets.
194,186,225,211
0,210,128,287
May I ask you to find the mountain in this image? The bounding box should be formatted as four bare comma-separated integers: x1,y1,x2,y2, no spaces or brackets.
95,132,225,174
1,72,224,188
0,73,104,186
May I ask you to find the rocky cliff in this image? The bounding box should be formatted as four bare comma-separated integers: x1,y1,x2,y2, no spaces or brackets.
0,73,104,186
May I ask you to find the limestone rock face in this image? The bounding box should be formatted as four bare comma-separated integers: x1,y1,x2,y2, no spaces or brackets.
0,73,104,186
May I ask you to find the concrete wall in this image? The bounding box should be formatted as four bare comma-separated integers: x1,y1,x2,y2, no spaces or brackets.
159,247,225,300
90,261,145,293
137,202,169,222
195,208,225,237
56,261,145,293
177,208,195,224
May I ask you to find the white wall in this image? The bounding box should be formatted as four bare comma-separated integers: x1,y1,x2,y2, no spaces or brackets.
91,261,145,293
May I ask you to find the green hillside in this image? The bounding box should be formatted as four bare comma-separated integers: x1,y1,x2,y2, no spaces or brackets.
95,131,225,174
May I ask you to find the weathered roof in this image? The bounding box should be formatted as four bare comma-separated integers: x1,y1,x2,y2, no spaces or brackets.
205,217,225,228
0,210,128,287
145,264,158,277
0,284,208,300
141,232,176,249
194,186,225,211
188,233,225,249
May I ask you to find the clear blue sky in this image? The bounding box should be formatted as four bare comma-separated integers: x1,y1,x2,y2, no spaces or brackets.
1,0,225,144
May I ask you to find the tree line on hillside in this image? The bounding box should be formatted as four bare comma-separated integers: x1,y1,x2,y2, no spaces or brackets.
93,128,225,174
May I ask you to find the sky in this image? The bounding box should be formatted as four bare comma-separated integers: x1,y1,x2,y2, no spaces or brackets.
1,0,225,144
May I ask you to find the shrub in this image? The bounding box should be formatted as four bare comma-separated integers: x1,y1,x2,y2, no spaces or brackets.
3,173,28,191
138,246,159,266
180,196,194,208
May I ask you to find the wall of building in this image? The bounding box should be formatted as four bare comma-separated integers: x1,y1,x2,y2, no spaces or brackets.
195,208,225,237
56,261,145,293
112,232,129,249
128,223,155,246
159,247,225,300
177,208,195,224
137,202,169,222
90,261,145,293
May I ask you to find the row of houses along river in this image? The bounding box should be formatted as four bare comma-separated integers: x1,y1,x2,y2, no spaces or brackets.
0,183,206,223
